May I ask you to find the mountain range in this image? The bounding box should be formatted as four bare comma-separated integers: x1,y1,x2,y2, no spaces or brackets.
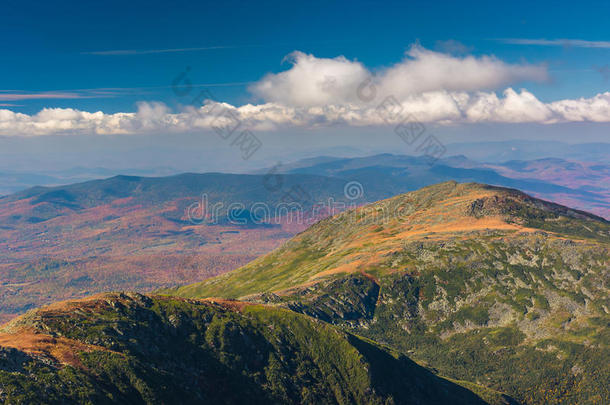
264,153,610,218
0,154,609,323
0,179,608,403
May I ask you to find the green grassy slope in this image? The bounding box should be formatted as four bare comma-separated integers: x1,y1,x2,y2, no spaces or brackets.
166,181,608,299
0,292,502,404
166,182,610,404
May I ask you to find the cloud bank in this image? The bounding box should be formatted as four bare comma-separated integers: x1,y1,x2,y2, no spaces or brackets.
2,46,610,136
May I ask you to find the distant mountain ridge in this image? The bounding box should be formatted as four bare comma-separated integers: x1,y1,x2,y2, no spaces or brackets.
446,140,610,163
0,172,372,322
3,151,609,218
263,153,610,218
0,166,180,197
1,152,608,321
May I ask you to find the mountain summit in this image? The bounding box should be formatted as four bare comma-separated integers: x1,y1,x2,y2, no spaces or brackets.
170,181,608,298
168,182,610,404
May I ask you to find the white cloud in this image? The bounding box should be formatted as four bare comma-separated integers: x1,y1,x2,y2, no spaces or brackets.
250,51,370,107
4,90,610,136
250,46,547,107
377,46,548,96
548,92,610,122
465,89,553,123
1,46,609,136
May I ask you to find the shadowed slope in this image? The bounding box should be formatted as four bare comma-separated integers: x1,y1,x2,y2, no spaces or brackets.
0,292,499,404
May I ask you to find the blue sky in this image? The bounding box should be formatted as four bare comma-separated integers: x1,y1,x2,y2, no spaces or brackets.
2,0,609,113
1,0,609,175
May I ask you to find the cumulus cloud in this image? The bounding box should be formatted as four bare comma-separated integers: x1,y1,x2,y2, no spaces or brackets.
251,46,548,107
378,46,548,96
1,46,609,136
548,92,610,122
250,51,370,107
465,89,553,123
